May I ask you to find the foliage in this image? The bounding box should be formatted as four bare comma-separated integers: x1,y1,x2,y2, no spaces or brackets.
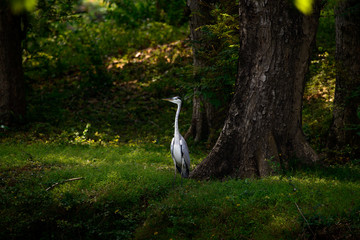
6,0,38,14
24,3,186,80
106,0,188,27
302,1,336,154
183,1,239,109
199,6,239,106
22,34,191,142
303,50,336,151
303,0,359,160
294,0,314,15
19,0,190,142
316,1,336,53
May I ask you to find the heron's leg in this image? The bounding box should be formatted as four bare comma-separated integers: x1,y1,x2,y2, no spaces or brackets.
180,160,184,186
173,163,177,189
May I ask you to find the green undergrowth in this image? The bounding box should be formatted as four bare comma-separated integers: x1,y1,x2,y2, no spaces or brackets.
18,0,192,144
1,143,360,239
302,2,336,154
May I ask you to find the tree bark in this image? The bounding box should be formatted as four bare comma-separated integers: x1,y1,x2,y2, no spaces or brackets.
185,0,219,144
0,7,26,126
191,0,321,180
328,1,360,155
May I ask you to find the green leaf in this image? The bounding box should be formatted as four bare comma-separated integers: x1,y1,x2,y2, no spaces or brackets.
10,0,38,14
294,0,314,15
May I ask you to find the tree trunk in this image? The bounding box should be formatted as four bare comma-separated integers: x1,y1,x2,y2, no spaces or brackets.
191,0,321,180
328,1,360,155
185,0,219,144
185,90,218,143
0,7,26,126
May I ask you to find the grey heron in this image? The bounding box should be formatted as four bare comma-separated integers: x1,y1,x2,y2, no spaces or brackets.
163,96,190,180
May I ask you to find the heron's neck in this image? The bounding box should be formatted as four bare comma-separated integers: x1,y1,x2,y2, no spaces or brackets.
174,103,181,143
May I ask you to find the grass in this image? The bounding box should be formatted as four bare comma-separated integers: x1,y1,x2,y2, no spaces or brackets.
137,172,360,240
0,142,188,239
1,142,360,239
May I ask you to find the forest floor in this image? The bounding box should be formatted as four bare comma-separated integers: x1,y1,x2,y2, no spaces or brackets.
1,142,360,239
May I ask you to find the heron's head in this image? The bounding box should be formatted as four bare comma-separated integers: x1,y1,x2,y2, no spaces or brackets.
162,96,182,105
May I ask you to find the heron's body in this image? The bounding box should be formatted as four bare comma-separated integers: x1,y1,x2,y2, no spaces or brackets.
163,97,190,178
171,135,190,178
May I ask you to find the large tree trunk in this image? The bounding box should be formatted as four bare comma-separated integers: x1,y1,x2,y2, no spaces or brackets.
191,0,321,179
0,7,26,125
185,0,219,144
327,1,360,155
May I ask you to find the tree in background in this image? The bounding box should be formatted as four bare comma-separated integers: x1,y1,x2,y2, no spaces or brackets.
191,0,321,179
185,0,218,143
328,0,360,156
0,0,78,126
185,0,238,146
0,1,30,126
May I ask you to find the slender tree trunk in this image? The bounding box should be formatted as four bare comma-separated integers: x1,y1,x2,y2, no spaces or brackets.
185,0,218,144
328,1,360,155
0,7,26,125
191,0,321,180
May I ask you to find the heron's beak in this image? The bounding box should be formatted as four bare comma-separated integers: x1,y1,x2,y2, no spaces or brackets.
162,98,172,102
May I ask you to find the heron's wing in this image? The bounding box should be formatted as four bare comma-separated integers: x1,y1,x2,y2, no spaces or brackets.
180,135,190,177
171,137,182,173
180,135,190,166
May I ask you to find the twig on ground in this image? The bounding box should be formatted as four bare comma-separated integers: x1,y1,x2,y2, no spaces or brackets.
46,177,84,191
294,201,315,236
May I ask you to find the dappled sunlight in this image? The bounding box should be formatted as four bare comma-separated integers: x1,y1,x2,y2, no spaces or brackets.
267,174,337,185
302,44,336,150
307,51,336,103
107,40,191,69
44,153,88,166
260,214,300,238
83,0,109,7
106,40,192,91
